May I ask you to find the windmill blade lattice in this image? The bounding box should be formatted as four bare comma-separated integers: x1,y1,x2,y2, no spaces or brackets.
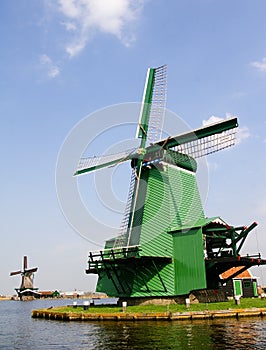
178,129,236,158
153,117,238,158
146,65,167,143
176,127,237,158
113,170,136,248
74,147,139,176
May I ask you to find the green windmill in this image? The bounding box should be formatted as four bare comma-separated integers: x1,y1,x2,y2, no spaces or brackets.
75,65,265,301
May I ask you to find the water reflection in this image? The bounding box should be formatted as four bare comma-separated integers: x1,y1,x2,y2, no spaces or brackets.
89,319,266,350
1,300,266,349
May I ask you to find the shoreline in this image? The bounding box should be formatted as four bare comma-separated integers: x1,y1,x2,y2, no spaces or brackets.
32,306,266,321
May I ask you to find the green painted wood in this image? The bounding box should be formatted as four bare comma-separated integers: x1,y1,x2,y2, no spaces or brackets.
137,68,155,144
172,227,206,295
138,166,172,257
234,280,243,297
253,281,258,297
95,161,207,297
131,163,204,257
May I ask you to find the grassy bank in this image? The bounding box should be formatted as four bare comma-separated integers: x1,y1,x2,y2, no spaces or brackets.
45,298,266,314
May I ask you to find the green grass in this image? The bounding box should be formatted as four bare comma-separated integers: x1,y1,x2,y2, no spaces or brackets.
48,298,266,314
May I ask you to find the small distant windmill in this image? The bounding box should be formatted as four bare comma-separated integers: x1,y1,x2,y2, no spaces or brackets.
75,65,266,301
10,256,38,300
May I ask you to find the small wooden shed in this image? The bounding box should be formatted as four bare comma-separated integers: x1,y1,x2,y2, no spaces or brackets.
220,267,258,298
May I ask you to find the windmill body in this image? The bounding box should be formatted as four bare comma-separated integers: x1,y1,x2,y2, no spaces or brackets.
10,256,39,300
76,66,266,300
94,151,206,297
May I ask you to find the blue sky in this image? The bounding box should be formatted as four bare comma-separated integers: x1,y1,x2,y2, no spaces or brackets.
1,0,266,295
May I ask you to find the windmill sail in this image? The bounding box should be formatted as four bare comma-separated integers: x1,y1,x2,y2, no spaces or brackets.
147,65,167,142
24,268,38,274
75,66,237,251
74,147,139,176
117,117,237,248
74,65,168,177
136,65,167,143
116,65,168,248
74,66,168,248
10,270,22,276
151,117,238,158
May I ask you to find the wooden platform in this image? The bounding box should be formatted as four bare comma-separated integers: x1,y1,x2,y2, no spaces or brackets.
32,307,266,321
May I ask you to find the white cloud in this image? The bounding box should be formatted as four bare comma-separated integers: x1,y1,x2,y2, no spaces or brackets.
250,57,266,72
56,0,145,57
236,125,250,144
66,39,87,57
39,54,52,65
49,66,61,78
61,21,77,31
39,54,60,78
58,0,82,18
225,112,234,119
202,115,223,126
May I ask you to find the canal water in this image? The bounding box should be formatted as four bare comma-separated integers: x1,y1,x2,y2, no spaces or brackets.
1,299,266,349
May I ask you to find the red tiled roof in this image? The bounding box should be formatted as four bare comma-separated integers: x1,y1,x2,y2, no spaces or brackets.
39,291,54,295
221,266,252,279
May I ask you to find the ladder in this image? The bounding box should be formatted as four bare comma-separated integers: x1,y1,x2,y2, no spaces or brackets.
114,171,136,248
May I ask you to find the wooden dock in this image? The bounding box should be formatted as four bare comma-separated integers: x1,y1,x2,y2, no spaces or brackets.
32,307,266,321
